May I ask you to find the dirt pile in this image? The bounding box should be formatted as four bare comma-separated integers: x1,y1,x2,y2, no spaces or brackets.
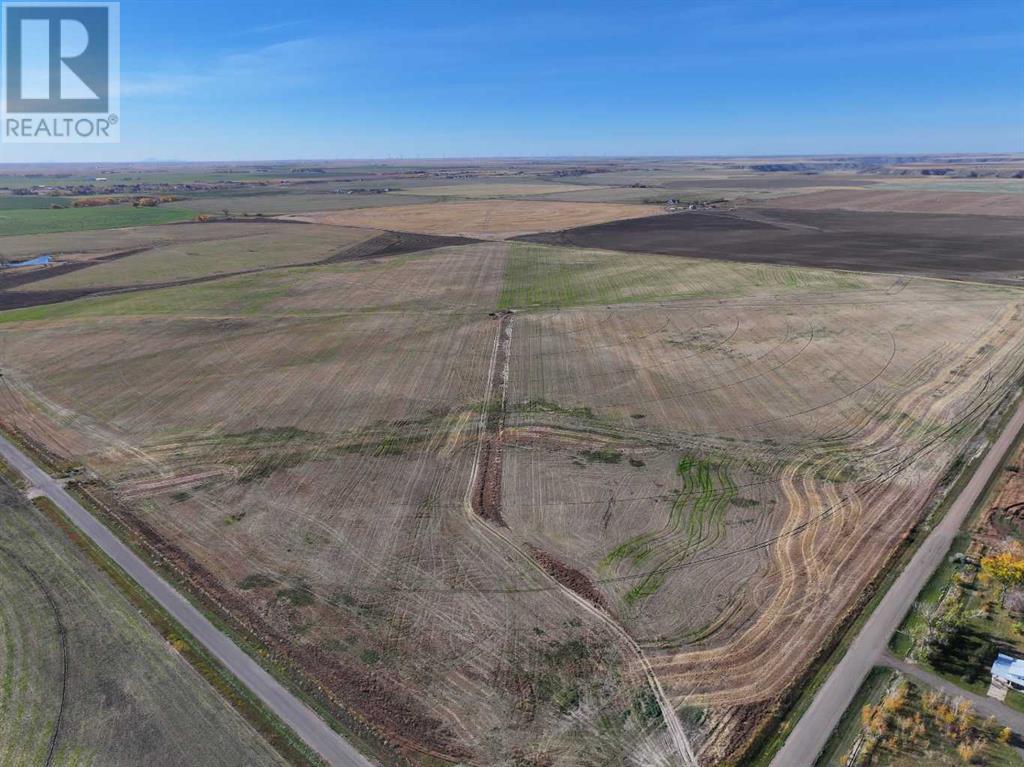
527,546,607,609
472,311,513,527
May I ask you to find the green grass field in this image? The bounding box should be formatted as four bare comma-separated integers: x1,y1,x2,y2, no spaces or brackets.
498,242,865,309
0,242,462,323
0,171,331,189
0,269,300,322
0,196,73,210
0,474,287,766
0,206,195,237
21,225,374,292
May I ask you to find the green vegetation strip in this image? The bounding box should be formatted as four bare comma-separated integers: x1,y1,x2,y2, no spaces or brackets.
605,455,736,606
888,531,968,658
0,270,294,324
497,241,865,310
0,206,194,236
0,196,71,210
0,459,23,487
29,494,326,767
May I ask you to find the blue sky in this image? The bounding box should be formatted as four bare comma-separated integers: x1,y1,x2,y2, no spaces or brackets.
2,0,1022,161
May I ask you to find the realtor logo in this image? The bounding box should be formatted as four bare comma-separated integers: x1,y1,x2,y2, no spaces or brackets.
2,2,119,142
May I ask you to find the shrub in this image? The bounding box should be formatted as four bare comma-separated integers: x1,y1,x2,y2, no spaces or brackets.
238,573,276,590
981,551,1024,585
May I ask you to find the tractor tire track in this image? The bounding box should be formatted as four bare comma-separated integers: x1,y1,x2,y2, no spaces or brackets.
464,309,699,766
0,544,67,767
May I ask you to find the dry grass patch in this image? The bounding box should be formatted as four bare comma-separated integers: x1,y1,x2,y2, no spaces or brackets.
0,220,307,262
398,183,602,198
758,189,1024,216
500,276,1024,762
284,200,664,238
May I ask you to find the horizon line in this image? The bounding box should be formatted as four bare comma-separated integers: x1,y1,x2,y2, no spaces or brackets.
1,150,1022,167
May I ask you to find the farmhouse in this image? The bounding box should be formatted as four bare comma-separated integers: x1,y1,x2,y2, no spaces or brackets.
991,653,1024,690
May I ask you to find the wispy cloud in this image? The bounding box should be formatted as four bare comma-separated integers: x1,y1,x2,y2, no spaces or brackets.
123,37,334,99
233,19,314,38
122,72,208,97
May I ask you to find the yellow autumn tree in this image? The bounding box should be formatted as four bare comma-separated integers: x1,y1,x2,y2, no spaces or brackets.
861,704,875,729
980,551,1024,584
999,726,1012,743
955,699,976,740
882,682,908,713
956,740,977,763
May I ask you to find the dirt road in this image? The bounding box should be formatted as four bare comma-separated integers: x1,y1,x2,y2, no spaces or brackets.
770,398,1024,767
883,652,1024,735
0,433,376,767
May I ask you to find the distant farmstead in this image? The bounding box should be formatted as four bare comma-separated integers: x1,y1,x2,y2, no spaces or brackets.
991,653,1024,690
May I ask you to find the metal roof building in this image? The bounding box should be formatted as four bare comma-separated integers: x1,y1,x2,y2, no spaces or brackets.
991,653,1024,689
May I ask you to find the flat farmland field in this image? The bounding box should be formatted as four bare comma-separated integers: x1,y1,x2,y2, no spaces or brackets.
500,265,1024,760
0,196,71,210
0,221,475,312
13,223,376,292
0,241,501,322
521,209,1024,284
519,185,856,204
0,475,288,766
517,186,684,204
285,199,665,238
397,182,601,198
758,188,1024,216
0,220,320,262
0,206,195,236
498,241,864,308
876,179,1024,194
164,192,440,216
3,226,1023,767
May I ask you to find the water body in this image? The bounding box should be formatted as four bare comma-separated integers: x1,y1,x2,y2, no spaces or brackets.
2,255,51,268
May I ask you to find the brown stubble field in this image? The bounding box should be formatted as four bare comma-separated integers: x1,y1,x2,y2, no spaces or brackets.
284,200,666,238
1,159,1024,767
757,188,1024,216
0,240,692,764
499,267,1024,760
1,245,495,759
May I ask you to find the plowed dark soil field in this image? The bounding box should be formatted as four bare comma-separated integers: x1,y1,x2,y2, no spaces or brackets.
518,209,1024,284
